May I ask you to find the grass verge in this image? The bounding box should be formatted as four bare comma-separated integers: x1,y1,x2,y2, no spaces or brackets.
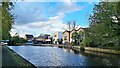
2,45,36,68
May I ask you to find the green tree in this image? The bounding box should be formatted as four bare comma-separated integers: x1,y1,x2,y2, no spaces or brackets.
72,30,85,46
71,31,79,45
78,30,85,43
0,5,2,40
2,2,14,40
9,33,27,45
84,2,120,49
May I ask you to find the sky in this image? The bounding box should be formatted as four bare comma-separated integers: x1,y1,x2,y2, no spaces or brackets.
10,1,98,37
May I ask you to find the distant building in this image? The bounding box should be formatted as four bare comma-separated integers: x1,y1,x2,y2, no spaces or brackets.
36,34,51,44
62,30,70,44
24,34,34,40
62,27,85,44
53,32,63,44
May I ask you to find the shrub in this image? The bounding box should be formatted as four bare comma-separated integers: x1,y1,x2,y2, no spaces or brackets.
80,46,85,52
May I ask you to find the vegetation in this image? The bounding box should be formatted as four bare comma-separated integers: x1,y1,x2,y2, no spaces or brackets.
2,2,14,40
8,33,27,45
0,4,2,40
82,2,120,50
85,47,120,55
2,46,36,67
80,46,85,52
72,30,85,46
57,38,63,44
65,21,78,42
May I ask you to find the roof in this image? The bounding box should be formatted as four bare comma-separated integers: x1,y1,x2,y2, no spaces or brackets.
70,29,77,33
62,30,70,34
25,34,34,38
37,34,50,39
62,27,86,34
77,27,85,31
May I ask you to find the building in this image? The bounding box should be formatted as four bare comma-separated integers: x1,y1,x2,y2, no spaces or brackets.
62,30,70,44
53,32,63,44
24,34,34,40
62,27,85,44
35,34,51,44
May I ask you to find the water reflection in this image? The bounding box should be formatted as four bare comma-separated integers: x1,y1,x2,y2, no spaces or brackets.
8,46,120,67
63,48,120,66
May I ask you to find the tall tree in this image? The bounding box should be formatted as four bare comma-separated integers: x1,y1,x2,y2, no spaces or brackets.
0,3,2,40
84,2,120,49
2,2,14,40
66,20,78,42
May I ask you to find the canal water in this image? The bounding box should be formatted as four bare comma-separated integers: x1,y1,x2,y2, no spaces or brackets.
8,46,120,67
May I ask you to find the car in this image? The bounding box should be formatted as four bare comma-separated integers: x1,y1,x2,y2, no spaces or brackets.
25,40,33,45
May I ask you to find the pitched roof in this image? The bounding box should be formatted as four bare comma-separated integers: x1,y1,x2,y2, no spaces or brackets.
37,34,50,39
62,27,86,34
70,29,77,33
25,34,34,38
77,27,85,31
62,30,70,34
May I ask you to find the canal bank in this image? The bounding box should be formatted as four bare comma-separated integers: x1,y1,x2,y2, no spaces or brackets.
8,46,120,66
2,45,36,68
58,45,120,55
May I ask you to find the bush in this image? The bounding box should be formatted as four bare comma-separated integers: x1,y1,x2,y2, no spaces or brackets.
80,46,85,52
80,38,91,47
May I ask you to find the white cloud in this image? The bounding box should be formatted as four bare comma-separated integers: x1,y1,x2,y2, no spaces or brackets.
13,0,100,2
11,2,85,37
50,2,83,15
10,13,67,37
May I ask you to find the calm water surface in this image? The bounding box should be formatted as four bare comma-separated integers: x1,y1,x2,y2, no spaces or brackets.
8,46,120,67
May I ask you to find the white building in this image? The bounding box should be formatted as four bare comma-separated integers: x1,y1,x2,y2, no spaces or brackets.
53,32,63,44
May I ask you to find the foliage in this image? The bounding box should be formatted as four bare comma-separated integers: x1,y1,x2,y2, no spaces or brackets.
80,46,85,52
57,38,63,44
72,30,85,46
83,2,120,49
71,31,79,45
0,5,2,40
8,33,27,45
2,2,14,40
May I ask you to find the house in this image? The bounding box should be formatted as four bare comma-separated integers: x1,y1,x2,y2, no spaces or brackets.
35,34,51,44
62,27,85,44
24,34,34,40
53,32,63,44
62,30,70,44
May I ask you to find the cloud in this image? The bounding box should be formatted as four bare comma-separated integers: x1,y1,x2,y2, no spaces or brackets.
50,2,83,15
14,2,47,25
11,2,85,37
14,2,83,25
10,13,67,37
13,0,100,2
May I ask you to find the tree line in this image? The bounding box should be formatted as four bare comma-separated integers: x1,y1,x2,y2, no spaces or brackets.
80,2,120,50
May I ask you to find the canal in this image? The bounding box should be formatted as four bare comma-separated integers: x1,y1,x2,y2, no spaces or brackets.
8,46,120,67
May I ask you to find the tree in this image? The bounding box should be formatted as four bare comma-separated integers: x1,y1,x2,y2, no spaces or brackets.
71,31,79,45
9,33,27,45
2,2,14,40
0,4,2,40
78,30,85,43
84,2,120,49
66,20,78,42
72,30,85,46
57,38,63,44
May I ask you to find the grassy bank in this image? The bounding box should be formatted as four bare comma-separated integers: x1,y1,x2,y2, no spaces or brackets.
85,47,120,55
2,46,36,68
72,46,120,55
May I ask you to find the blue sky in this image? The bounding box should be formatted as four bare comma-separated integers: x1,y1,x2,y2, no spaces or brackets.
10,1,98,37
